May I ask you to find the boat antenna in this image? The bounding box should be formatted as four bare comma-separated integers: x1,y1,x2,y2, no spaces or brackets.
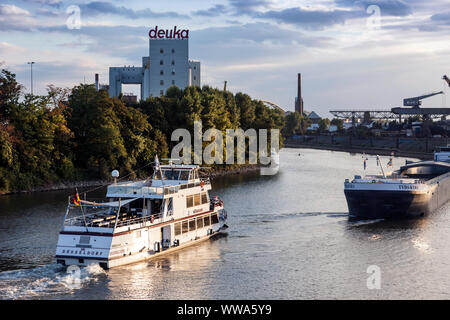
376,155,386,178
362,153,368,178
155,155,165,186
162,158,181,166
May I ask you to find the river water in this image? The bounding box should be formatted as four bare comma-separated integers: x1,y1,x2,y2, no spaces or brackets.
1,148,450,300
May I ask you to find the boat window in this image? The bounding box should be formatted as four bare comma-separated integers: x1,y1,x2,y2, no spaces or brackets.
151,199,162,215
79,236,90,244
211,213,219,224
196,216,204,228
153,170,162,180
167,198,173,216
174,222,181,236
186,195,194,208
182,220,188,234
201,192,208,204
194,194,201,206
204,215,210,226
194,170,199,179
189,219,196,231
164,170,180,180
180,171,189,180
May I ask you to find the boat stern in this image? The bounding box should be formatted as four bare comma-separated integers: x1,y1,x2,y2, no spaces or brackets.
55,227,114,269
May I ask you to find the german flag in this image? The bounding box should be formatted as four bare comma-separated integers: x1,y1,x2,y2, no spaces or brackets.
74,192,80,206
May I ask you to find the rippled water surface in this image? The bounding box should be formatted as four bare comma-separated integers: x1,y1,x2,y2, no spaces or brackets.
1,148,450,299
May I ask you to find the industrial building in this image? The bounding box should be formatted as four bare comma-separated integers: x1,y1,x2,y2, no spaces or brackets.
107,28,200,100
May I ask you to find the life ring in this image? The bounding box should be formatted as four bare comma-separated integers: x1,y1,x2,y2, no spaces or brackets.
200,181,205,188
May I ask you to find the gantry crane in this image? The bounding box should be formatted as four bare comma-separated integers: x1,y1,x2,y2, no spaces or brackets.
443,75,450,87
403,91,444,108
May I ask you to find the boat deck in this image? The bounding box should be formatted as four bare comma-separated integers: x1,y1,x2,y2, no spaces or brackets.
65,210,163,228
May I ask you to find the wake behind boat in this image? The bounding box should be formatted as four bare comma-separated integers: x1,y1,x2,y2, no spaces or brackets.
55,157,228,269
344,146,450,219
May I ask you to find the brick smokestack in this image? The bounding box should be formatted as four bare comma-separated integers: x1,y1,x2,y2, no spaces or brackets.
95,73,99,91
295,73,303,115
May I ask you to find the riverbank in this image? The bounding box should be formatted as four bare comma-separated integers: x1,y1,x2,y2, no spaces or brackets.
0,179,110,196
283,134,447,160
284,141,432,160
0,164,262,196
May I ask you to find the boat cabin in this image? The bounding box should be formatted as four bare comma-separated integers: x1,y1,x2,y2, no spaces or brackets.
62,163,220,231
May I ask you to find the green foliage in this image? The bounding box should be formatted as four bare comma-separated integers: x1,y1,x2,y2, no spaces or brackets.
0,70,284,193
330,118,344,131
283,112,311,136
318,118,330,133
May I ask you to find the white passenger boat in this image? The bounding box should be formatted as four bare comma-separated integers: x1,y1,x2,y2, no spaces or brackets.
55,158,228,269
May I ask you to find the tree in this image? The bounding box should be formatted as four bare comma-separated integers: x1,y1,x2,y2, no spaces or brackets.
68,84,127,178
283,112,311,136
318,118,330,133
113,99,166,177
0,71,288,193
0,69,22,121
330,118,344,131
235,92,255,130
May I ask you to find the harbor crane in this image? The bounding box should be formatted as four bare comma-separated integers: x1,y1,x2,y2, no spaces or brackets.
443,75,450,87
403,91,444,108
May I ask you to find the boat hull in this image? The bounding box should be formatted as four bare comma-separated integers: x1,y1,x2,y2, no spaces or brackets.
55,216,227,269
344,189,431,219
56,228,226,269
345,172,450,220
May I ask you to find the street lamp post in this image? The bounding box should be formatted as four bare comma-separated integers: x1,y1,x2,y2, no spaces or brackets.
27,62,35,95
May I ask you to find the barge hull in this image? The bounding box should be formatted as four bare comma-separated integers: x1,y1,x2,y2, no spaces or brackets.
344,189,431,219
345,171,450,219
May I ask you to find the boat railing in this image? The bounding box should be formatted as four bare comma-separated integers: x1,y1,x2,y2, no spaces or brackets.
64,210,111,226
115,212,163,227
64,208,164,228
108,178,211,196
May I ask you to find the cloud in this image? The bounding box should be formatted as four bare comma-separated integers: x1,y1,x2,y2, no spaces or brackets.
335,0,412,17
78,1,190,19
20,0,62,7
430,11,450,25
0,4,36,31
229,0,272,14
0,42,26,55
191,22,330,47
192,4,229,17
255,7,363,29
40,24,150,60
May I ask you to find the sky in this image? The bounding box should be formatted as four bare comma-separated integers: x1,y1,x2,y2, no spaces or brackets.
0,0,449,117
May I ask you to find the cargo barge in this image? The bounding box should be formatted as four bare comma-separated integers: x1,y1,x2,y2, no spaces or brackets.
344,146,450,219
